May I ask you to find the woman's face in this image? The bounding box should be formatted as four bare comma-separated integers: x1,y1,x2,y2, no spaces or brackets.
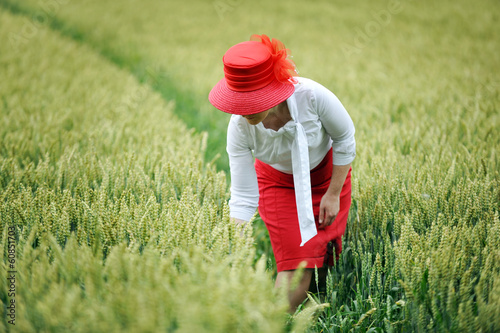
242,109,270,125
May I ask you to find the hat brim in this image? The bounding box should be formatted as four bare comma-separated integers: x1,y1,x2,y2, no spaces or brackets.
209,77,295,115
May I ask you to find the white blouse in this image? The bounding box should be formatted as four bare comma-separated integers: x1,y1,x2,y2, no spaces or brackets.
227,77,356,236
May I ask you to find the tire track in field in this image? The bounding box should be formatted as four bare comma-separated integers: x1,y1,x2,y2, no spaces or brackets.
0,0,228,172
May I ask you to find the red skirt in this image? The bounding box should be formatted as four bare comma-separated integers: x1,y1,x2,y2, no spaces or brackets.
255,148,352,272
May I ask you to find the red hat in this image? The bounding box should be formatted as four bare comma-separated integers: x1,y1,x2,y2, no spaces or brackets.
209,34,298,115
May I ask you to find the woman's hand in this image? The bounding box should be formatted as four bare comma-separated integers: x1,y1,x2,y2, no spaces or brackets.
231,218,248,227
319,163,351,229
318,192,340,229
231,218,249,236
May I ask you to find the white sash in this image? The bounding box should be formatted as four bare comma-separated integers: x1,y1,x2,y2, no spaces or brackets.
286,95,317,246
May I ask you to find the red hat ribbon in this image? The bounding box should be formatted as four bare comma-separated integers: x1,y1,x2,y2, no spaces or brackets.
250,34,298,85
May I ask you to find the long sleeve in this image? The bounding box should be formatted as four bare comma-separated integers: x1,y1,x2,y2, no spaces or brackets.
226,116,259,221
313,82,356,165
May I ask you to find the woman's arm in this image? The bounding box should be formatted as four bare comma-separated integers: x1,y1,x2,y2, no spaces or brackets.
313,80,356,228
313,80,356,167
226,116,259,224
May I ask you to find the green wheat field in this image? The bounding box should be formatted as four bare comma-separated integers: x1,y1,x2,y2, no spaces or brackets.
1,0,499,332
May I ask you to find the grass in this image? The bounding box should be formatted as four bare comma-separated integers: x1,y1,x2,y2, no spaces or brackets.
1,0,499,331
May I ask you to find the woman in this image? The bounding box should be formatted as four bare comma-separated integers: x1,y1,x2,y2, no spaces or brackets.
209,34,355,311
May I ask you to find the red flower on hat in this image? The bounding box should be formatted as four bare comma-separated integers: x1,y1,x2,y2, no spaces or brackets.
250,34,299,85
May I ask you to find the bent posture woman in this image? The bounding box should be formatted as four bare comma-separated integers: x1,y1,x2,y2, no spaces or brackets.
209,34,356,312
